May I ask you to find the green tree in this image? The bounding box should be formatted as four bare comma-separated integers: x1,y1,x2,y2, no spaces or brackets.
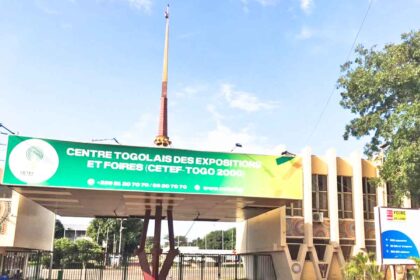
190,237,202,247
343,252,383,280
121,218,143,253
409,257,420,280
338,30,420,202
192,228,236,250
145,236,154,252
87,218,143,255
55,219,65,239
53,238,77,267
74,239,103,269
223,228,236,250
164,235,188,247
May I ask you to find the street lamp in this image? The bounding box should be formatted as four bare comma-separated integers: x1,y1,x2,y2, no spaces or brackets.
0,123,16,135
230,143,242,152
92,138,120,144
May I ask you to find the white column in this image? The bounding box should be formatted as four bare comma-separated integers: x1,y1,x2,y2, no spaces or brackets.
402,196,411,208
376,173,386,207
302,146,313,247
377,184,386,207
326,149,339,245
351,152,365,253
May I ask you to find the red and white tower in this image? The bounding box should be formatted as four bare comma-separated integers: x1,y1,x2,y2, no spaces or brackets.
154,5,171,147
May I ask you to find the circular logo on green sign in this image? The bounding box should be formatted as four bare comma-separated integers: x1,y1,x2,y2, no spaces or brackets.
9,139,59,184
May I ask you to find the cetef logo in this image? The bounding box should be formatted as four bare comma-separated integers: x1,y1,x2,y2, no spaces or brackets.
8,139,59,184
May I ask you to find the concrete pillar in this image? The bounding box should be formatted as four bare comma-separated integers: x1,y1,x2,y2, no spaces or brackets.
351,152,365,254
377,181,386,207
302,146,313,248
402,196,411,208
326,149,339,245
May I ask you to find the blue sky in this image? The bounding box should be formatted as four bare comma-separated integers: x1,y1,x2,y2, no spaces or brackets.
0,0,419,238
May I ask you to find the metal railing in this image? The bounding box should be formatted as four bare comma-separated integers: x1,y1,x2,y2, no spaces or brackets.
1,251,277,280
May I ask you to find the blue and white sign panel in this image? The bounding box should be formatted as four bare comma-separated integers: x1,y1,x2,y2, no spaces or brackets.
375,207,420,265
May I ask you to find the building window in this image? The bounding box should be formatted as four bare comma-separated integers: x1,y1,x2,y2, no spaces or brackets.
312,174,328,218
337,176,353,219
366,240,376,255
362,178,376,220
286,201,303,216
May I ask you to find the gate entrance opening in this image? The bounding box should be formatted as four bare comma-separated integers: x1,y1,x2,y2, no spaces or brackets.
1,136,303,279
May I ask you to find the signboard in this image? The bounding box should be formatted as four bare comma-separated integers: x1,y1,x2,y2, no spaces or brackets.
375,207,420,265
2,136,303,199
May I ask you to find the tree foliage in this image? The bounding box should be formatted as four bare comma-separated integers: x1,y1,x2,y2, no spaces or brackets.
338,30,420,202
43,238,102,268
53,238,77,266
86,218,143,255
343,252,383,280
74,239,103,268
54,219,65,239
192,228,236,250
409,257,420,280
164,235,189,247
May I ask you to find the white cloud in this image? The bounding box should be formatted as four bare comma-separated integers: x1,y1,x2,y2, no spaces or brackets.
35,0,60,15
174,84,207,98
117,85,284,155
206,104,225,123
171,100,286,154
126,0,153,13
183,122,286,155
203,123,255,152
255,0,279,6
120,113,154,146
220,84,279,112
240,0,250,13
296,26,315,40
240,0,280,13
300,0,314,14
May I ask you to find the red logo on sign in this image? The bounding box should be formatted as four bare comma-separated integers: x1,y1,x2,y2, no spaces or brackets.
386,210,393,220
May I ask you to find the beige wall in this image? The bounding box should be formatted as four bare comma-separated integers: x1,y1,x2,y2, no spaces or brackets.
0,188,55,251
311,156,328,174
237,207,286,254
362,159,377,178
13,192,55,251
336,158,352,176
301,261,317,280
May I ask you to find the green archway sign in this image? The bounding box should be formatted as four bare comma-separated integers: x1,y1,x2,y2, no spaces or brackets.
2,136,303,199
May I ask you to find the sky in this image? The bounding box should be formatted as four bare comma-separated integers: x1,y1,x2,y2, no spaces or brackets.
0,0,419,240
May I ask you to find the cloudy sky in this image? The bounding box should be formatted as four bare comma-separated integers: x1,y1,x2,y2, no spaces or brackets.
0,0,419,239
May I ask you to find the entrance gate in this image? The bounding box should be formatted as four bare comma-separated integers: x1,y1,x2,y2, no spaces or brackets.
1,251,277,280
2,136,303,280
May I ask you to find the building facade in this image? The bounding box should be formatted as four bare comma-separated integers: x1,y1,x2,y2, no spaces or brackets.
237,147,416,280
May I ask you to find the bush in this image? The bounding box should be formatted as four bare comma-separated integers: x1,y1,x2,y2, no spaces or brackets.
46,238,104,269
343,252,383,280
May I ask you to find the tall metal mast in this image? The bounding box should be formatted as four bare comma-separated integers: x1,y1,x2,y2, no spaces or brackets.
154,4,171,147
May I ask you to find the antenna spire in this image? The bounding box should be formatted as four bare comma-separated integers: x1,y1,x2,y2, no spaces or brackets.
154,4,171,147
